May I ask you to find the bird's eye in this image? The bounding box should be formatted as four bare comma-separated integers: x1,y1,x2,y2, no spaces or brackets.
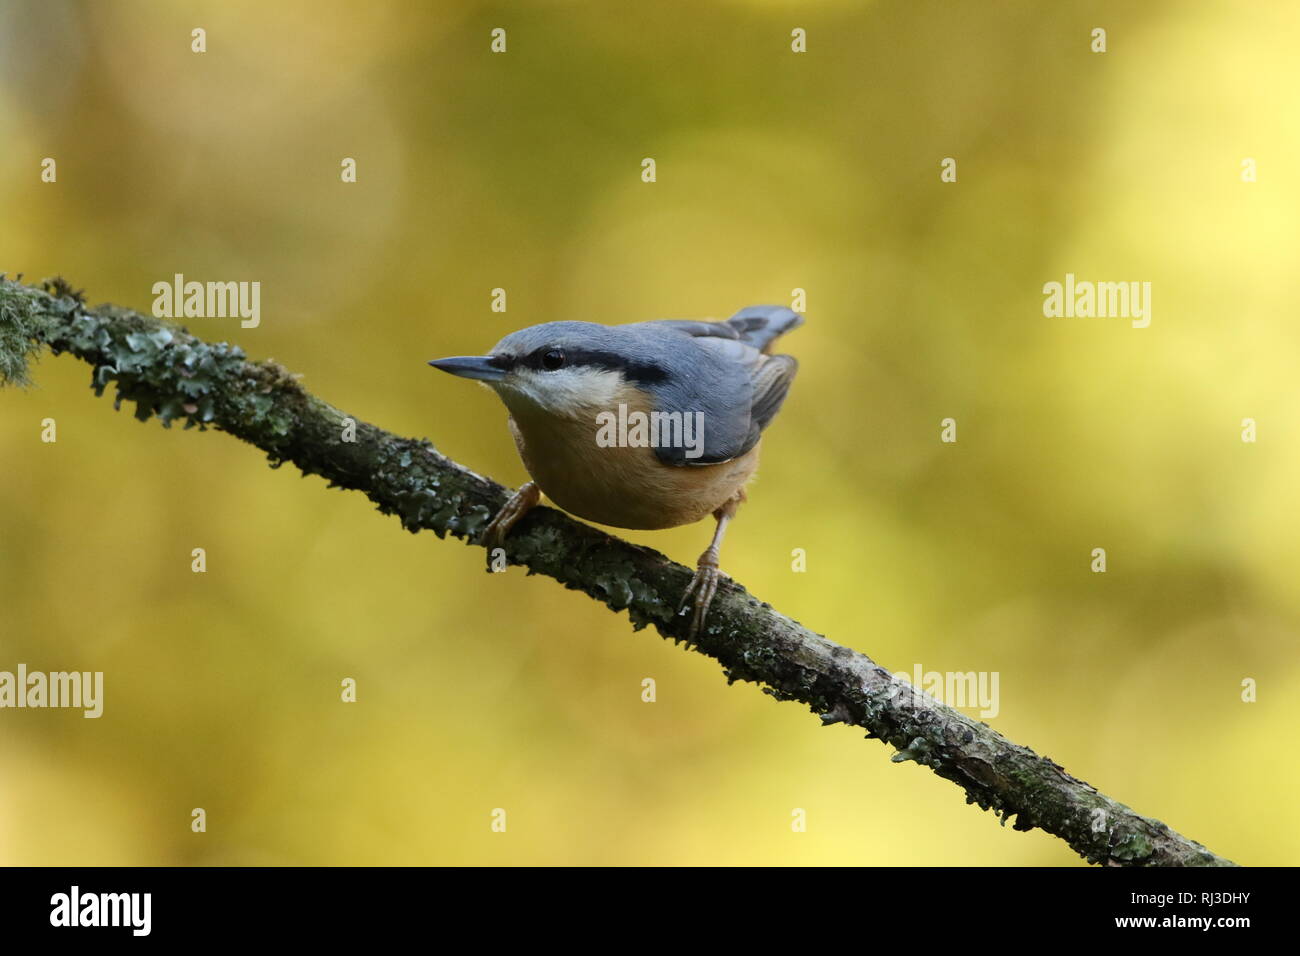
540,348,565,371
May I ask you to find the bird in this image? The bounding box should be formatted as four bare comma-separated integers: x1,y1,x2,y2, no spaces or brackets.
428,305,803,636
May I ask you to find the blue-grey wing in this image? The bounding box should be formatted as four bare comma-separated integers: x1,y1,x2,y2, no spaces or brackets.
624,310,801,466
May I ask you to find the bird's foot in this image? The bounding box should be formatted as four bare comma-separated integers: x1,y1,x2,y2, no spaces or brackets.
480,481,540,561
678,550,725,639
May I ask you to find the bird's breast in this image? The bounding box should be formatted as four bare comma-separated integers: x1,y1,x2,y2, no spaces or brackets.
501,390,758,530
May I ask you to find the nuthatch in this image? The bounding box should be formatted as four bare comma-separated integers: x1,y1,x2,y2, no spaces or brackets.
428,306,802,635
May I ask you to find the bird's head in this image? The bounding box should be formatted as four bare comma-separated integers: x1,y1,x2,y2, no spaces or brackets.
428,321,668,419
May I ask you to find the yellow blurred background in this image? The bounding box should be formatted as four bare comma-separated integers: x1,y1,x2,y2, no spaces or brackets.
1,0,1297,865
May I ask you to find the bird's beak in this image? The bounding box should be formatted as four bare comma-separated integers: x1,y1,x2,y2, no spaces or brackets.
427,355,506,382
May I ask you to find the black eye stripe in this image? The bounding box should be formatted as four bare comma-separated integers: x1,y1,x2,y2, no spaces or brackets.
495,348,668,385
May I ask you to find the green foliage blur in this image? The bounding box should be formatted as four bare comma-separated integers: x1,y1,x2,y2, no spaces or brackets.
1,0,1297,865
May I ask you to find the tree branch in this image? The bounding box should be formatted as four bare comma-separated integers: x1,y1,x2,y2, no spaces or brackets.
0,275,1236,866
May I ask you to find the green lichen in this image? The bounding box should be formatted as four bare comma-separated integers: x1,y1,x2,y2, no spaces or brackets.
891,736,934,765
0,277,58,386
1110,830,1154,863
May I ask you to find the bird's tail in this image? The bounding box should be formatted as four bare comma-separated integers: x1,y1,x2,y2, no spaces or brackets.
725,305,804,352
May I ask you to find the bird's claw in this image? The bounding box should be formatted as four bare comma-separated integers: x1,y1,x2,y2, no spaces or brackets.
479,508,512,553
479,481,540,567
678,556,724,639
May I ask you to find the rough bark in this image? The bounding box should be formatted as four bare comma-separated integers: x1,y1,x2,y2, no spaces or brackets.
0,275,1236,866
